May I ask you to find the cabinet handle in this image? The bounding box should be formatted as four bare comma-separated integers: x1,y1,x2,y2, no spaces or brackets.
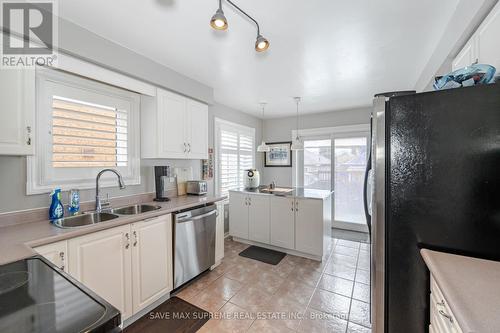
59,251,65,270
436,299,445,307
187,143,191,153
183,143,187,153
248,197,251,206
295,200,298,211
125,232,130,249
438,310,454,324
133,231,138,247
291,201,294,211
26,126,32,146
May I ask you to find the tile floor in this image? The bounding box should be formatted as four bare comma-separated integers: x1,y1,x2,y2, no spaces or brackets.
175,237,371,333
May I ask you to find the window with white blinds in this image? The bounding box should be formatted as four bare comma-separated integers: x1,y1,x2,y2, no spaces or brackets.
51,96,128,168
27,68,140,194
215,119,255,196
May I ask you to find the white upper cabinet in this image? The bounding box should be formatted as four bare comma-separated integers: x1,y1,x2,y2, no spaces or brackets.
141,88,208,159
476,3,500,71
452,39,476,71
0,69,35,155
453,2,500,72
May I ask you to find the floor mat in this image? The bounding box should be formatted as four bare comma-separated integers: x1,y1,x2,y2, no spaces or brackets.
124,297,210,333
239,245,286,265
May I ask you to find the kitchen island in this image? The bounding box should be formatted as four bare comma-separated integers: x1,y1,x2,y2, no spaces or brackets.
229,187,333,261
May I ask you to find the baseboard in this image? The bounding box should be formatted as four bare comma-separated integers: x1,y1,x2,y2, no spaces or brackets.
232,237,322,261
332,220,369,233
122,292,171,328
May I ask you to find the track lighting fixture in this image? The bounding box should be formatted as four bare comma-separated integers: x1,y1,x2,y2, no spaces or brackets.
210,0,270,52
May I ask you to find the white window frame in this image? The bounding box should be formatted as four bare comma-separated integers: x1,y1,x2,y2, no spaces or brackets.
27,67,141,194
214,118,256,196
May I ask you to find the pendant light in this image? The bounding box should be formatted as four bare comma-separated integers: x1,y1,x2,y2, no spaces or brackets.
291,97,304,151
210,0,228,30
257,102,271,152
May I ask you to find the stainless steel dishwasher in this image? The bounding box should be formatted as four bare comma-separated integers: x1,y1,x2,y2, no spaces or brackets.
173,204,217,289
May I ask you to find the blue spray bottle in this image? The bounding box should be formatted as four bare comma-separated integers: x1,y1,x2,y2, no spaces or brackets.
49,188,64,220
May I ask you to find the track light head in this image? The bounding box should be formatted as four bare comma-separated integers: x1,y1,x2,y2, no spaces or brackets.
210,8,228,30
255,34,270,52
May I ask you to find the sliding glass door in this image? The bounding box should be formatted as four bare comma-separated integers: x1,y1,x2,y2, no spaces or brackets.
301,131,369,232
333,136,369,231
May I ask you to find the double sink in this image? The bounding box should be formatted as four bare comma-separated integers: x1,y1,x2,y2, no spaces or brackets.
52,204,161,229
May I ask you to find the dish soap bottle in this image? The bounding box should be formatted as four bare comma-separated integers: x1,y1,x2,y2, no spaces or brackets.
49,188,64,221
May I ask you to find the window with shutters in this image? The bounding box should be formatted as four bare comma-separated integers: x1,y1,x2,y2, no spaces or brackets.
215,118,255,196
27,68,140,194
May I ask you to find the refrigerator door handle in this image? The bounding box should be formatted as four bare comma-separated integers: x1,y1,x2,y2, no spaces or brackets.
364,142,372,235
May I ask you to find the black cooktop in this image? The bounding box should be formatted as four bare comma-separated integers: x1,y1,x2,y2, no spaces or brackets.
0,256,121,333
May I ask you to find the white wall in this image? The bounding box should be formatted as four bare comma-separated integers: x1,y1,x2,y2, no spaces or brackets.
261,107,371,186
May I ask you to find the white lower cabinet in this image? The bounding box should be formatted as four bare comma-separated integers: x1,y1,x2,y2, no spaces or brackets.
34,240,68,272
60,214,173,321
68,224,134,320
248,195,271,244
270,196,295,249
131,215,173,314
215,201,226,264
295,198,323,256
229,191,250,239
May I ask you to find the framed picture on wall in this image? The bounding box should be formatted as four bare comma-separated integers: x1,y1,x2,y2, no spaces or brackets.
264,142,292,167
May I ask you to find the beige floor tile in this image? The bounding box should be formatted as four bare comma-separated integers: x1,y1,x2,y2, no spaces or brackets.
206,302,256,333
250,270,286,294
309,288,351,318
347,321,372,333
318,273,354,298
224,264,259,283
229,285,273,312
201,276,243,300
352,282,370,303
297,308,348,333
175,271,222,301
273,279,316,306
324,262,357,280
248,319,296,332
287,267,323,288
190,291,227,313
260,294,307,331
355,269,370,284
349,299,371,328
329,253,358,268
271,261,295,278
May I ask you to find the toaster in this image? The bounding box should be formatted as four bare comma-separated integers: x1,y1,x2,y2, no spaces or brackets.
186,180,208,195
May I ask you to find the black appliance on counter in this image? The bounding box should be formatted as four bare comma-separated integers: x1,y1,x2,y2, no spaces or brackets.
0,256,121,333
154,166,171,202
367,83,500,333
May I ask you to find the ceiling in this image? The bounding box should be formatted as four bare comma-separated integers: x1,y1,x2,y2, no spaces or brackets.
59,0,459,118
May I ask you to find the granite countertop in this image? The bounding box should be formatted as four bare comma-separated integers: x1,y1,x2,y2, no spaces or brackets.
230,187,333,200
421,249,500,333
0,195,225,265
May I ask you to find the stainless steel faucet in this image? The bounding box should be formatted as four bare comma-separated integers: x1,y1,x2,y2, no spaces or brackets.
95,169,126,212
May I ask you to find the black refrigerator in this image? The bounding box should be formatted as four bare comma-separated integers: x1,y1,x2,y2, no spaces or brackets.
367,83,500,333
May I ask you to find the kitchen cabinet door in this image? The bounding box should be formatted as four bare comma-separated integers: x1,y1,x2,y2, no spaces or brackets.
270,196,295,249
476,2,500,71
157,88,187,159
229,192,249,239
68,224,133,320
131,215,173,313
215,201,226,263
186,99,208,159
295,198,323,257
452,39,476,71
34,240,68,272
248,194,271,244
0,69,35,155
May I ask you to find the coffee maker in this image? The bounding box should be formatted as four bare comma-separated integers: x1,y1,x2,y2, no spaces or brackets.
154,166,171,202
